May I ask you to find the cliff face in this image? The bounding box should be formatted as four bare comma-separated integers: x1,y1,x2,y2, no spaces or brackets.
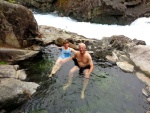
17,0,150,25
0,1,39,48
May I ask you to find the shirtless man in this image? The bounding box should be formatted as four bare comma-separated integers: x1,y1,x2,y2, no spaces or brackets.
61,43,94,99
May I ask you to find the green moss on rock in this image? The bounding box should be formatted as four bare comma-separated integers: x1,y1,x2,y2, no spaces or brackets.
4,0,16,3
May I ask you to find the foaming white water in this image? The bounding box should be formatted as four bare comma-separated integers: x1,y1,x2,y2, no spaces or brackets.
34,13,150,45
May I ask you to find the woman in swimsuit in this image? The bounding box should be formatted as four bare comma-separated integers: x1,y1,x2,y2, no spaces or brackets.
49,40,76,77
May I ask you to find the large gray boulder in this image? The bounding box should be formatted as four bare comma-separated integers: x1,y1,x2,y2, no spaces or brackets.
129,45,150,76
0,1,39,48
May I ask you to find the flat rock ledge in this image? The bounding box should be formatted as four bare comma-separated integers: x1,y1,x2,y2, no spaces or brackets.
0,47,40,63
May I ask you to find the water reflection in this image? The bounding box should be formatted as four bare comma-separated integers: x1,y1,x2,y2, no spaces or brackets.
11,46,149,113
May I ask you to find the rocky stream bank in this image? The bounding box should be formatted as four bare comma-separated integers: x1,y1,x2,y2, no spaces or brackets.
0,1,150,113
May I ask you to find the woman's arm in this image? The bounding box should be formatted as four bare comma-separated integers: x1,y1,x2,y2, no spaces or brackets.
57,47,63,50
50,44,62,50
70,48,77,53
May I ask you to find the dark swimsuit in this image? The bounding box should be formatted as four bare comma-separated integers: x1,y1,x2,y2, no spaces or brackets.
73,58,90,74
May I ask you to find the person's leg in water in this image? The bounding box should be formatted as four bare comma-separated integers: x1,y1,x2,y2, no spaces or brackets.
81,69,90,99
49,57,63,77
63,66,79,90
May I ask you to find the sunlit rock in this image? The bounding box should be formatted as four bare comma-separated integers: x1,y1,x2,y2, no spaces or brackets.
16,70,27,80
116,61,134,72
136,72,150,87
0,65,17,78
106,51,118,63
147,98,150,103
129,45,150,76
118,55,133,65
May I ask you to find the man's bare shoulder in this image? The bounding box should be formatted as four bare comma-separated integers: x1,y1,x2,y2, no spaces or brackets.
85,51,92,59
86,51,91,56
75,51,80,55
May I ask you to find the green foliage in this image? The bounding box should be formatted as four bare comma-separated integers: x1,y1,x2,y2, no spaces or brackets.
0,61,7,65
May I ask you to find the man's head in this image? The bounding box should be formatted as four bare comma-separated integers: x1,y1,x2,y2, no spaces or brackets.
79,43,86,54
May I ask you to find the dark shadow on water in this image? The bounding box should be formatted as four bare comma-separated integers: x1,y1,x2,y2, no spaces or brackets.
11,46,149,113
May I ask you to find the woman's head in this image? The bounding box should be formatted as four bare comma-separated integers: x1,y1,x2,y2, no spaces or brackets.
63,40,69,48
63,40,69,44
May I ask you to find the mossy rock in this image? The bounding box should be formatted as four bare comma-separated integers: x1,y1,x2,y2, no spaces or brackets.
4,0,16,3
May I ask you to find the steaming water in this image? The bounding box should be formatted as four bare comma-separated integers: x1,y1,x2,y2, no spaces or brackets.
34,13,150,45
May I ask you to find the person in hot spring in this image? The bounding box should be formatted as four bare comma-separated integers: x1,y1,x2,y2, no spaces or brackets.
61,43,94,99
49,40,76,77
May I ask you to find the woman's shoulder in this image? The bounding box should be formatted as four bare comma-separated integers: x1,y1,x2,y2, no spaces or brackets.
70,48,77,53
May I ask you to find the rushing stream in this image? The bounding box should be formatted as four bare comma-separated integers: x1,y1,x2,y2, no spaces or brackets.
11,46,149,113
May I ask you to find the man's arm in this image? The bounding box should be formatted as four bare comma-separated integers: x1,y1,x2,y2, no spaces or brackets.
88,54,94,75
61,53,77,63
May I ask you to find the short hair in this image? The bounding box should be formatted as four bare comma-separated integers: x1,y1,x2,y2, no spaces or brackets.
63,40,69,44
79,43,86,49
